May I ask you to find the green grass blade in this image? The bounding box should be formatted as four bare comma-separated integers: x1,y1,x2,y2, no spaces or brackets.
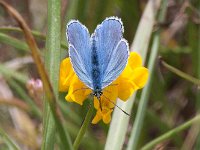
42,0,72,149
0,27,46,39
0,32,29,52
141,114,200,150
0,27,68,49
0,128,20,150
104,1,161,150
0,63,28,84
127,1,167,149
195,1,200,148
160,59,200,85
127,37,159,150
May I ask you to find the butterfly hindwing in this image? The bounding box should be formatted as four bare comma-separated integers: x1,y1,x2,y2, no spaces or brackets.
67,21,93,89
102,39,129,88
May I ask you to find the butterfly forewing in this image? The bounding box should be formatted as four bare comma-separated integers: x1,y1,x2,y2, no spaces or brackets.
92,17,129,89
93,17,123,73
67,21,94,89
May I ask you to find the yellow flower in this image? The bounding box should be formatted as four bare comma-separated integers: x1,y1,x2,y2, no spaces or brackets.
116,52,149,100
59,52,148,124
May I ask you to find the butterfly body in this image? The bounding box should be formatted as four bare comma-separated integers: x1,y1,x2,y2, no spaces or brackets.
66,17,129,102
90,35,102,95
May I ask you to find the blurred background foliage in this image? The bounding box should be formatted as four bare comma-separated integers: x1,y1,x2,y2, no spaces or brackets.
0,0,200,149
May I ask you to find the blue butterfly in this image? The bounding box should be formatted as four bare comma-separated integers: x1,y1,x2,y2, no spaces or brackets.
66,16,129,105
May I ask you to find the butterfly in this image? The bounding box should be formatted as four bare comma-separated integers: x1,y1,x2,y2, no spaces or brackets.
66,16,129,109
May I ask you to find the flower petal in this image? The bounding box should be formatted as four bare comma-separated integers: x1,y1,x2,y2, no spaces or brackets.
117,63,136,101
116,52,148,101
117,77,138,101
94,98,100,109
102,109,113,124
103,84,118,101
59,58,75,91
131,67,149,89
102,84,118,108
128,52,142,69
65,75,90,105
92,110,102,124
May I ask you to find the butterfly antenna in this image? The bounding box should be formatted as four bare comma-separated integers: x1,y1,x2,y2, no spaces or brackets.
73,87,90,94
102,95,130,116
108,83,118,87
103,89,111,94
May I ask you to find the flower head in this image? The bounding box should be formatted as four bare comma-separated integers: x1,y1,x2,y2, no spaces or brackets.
59,52,148,124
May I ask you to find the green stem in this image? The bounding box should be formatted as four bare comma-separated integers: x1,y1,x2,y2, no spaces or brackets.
127,1,168,149
141,114,200,150
160,59,200,86
73,103,94,150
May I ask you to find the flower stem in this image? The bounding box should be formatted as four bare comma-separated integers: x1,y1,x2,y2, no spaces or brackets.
73,102,94,150
141,114,200,150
